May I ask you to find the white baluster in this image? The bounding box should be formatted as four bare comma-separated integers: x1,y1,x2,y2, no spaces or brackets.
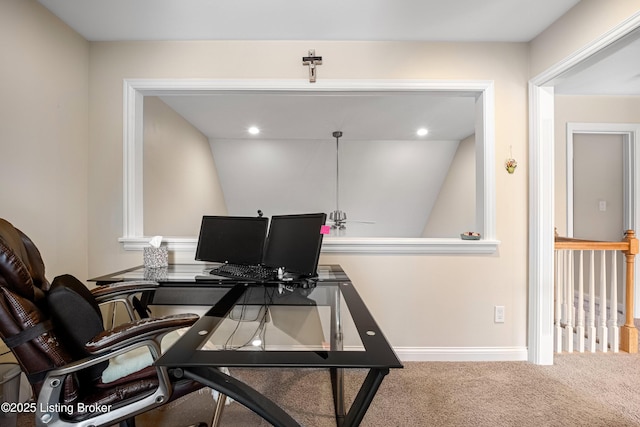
564,250,574,353
555,250,563,352
587,250,597,352
598,250,608,352
576,250,585,352
608,251,619,352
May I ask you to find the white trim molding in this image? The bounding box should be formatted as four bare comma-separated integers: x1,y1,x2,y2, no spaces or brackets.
532,14,640,88
394,346,528,362
121,79,498,255
528,83,556,366
119,236,502,255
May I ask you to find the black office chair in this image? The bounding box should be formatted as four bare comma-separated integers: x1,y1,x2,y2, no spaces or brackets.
0,218,206,427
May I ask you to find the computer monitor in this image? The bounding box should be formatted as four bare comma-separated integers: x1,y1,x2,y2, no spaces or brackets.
195,216,269,265
262,213,327,278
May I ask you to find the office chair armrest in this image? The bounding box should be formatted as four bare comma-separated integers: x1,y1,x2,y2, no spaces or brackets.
91,280,159,302
45,339,165,379
85,313,199,354
38,338,174,427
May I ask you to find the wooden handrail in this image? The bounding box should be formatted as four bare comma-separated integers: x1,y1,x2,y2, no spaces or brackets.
554,230,638,353
622,230,638,354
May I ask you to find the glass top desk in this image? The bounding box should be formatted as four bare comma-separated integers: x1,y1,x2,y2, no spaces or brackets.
91,264,403,427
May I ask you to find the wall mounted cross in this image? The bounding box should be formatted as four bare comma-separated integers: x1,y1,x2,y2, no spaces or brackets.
302,49,322,83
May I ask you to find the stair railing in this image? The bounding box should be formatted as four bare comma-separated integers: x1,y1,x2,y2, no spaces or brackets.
554,230,638,353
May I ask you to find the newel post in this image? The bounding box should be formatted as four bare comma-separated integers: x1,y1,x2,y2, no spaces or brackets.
621,230,638,353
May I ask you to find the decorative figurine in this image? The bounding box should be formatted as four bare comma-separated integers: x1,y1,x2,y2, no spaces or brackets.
505,146,517,174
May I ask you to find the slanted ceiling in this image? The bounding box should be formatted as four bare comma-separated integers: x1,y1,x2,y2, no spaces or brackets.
157,92,476,237
210,138,462,237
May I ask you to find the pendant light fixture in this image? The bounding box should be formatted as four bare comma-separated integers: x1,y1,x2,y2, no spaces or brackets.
329,131,347,229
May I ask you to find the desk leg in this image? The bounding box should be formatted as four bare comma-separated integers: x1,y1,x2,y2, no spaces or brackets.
330,287,344,419
340,368,389,427
331,367,344,420
179,367,301,427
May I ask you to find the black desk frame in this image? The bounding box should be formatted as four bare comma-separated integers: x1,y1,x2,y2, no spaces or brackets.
93,265,402,427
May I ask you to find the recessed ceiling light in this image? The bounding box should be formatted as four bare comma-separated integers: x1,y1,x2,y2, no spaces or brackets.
248,126,260,135
417,128,429,137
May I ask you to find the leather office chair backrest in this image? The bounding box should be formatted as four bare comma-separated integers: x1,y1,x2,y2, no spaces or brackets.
0,218,49,294
0,218,78,401
0,218,205,426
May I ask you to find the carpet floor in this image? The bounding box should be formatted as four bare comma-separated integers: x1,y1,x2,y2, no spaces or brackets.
134,352,640,427
15,352,640,426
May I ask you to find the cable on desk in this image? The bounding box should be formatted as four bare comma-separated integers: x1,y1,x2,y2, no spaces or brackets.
223,286,276,351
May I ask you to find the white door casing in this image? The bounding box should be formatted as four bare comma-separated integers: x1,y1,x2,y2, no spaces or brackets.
529,15,640,365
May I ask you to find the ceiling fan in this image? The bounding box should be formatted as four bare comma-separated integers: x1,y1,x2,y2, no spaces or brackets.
328,131,375,231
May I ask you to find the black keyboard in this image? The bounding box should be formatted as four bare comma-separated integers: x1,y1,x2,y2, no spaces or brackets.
209,263,277,281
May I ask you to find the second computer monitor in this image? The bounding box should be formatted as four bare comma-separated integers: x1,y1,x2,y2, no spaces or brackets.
262,213,327,278
195,216,268,265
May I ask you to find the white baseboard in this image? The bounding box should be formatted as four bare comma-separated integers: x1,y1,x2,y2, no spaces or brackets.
394,346,529,362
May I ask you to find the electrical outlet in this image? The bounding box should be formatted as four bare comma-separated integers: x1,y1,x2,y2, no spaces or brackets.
494,306,505,323
599,200,607,212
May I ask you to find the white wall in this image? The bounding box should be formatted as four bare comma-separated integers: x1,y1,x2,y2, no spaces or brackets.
0,0,89,280
143,96,227,237
208,137,460,237
210,138,333,218
340,139,459,237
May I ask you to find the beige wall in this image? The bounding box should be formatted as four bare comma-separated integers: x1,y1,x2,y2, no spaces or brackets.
422,134,476,237
5,1,639,355
554,95,640,236
572,133,623,241
0,0,89,280
143,96,227,236
88,40,529,349
530,0,640,77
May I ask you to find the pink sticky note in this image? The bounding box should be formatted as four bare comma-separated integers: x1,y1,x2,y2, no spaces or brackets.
320,225,331,235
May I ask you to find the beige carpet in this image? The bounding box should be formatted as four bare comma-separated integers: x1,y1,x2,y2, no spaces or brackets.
130,352,640,427
16,352,640,426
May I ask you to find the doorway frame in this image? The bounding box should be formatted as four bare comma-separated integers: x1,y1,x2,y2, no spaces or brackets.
566,123,640,238
529,15,640,365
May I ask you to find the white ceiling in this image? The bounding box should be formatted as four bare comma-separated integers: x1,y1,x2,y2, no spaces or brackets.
36,0,640,138
38,0,579,42
158,92,476,141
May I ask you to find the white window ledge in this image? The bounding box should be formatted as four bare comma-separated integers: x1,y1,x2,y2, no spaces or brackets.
119,236,500,255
